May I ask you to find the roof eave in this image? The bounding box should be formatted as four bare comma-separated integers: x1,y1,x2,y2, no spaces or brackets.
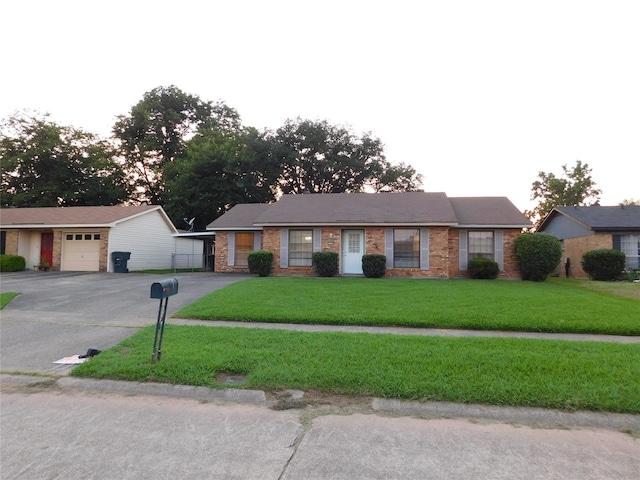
255,222,460,228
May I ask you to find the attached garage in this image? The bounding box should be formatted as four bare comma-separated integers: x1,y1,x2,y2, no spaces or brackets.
0,205,191,272
62,232,101,271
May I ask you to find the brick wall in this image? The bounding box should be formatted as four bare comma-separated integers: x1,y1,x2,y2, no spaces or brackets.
562,234,612,279
448,229,522,279
214,226,525,279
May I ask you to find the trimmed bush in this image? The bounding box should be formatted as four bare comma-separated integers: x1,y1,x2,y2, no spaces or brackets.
247,250,273,277
0,254,26,272
312,251,339,277
469,256,499,279
514,233,562,282
581,249,626,281
362,254,386,278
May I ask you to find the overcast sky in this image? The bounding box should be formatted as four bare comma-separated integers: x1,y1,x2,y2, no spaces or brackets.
2,0,638,212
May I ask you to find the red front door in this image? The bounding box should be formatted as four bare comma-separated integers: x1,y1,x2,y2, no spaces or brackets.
40,232,53,267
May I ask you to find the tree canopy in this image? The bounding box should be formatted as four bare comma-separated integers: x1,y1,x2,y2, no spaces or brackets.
268,118,422,194
163,128,277,231
525,160,601,229
1,112,130,207
112,85,240,205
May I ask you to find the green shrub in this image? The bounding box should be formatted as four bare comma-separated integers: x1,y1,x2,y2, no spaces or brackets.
247,250,273,277
312,251,339,277
469,256,499,279
0,254,26,272
514,233,562,282
362,254,386,278
581,249,626,281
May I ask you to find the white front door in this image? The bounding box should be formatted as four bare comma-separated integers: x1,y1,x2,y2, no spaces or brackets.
342,230,364,274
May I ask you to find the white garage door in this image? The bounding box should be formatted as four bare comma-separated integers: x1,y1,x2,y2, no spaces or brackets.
62,233,101,271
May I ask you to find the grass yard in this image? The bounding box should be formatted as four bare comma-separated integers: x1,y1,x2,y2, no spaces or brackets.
0,292,19,309
174,277,640,335
72,325,640,413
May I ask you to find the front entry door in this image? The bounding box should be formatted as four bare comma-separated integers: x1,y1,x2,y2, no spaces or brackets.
342,230,364,274
40,232,54,268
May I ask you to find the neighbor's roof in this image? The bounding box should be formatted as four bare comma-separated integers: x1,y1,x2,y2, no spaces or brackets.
449,197,531,227
539,205,640,232
0,205,176,231
207,193,530,230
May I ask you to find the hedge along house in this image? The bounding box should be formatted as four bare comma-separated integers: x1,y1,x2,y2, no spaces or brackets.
0,205,203,272
208,192,531,278
537,205,640,278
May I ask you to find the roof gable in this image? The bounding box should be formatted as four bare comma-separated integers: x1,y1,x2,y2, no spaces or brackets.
0,205,177,232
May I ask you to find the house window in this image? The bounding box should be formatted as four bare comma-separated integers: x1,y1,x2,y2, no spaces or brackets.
620,234,640,270
0,231,5,254
289,230,313,266
394,229,419,268
234,233,254,266
469,231,494,261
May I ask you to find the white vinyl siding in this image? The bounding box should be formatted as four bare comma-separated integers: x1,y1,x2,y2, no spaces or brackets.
108,210,177,271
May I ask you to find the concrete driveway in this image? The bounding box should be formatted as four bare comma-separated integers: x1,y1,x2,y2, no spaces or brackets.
0,271,249,373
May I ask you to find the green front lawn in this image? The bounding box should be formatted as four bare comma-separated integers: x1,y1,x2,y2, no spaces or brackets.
0,292,19,309
174,277,640,335
72,325,640,413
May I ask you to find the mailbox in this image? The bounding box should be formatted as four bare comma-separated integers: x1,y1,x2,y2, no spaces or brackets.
150,278,179,299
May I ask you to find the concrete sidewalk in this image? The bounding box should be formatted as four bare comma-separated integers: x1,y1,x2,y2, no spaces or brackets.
2,374,639,480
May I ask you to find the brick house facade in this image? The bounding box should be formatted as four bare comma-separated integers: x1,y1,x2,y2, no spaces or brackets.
210,193,530,279
538,205,639,279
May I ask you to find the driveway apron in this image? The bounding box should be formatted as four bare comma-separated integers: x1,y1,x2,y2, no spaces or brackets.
0,271,249,374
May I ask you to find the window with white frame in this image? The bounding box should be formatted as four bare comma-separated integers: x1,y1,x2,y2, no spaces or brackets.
468,231,494,261
234,232,254,266
620,234,640,270
289,230,313,266
394,229,420,268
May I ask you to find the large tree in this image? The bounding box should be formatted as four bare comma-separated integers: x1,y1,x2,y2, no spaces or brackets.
267,118,422,194
526,160,601,229
163,127,278,231
1,112,130,207
113,85,240,204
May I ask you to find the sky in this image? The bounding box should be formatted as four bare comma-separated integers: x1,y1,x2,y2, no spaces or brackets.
2,0,638,213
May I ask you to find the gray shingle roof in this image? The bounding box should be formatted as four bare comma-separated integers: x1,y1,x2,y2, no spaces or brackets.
548,205,640,231
449,197,531,227
255,192,457,226
207,193,531,229
0,205,165,227
207,203,271,230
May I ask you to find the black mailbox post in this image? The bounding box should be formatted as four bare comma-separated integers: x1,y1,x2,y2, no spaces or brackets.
150,278,179,363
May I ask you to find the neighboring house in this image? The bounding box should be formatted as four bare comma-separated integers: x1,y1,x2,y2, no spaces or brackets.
207,192,531,278
538,205,640,278
0,205,203,272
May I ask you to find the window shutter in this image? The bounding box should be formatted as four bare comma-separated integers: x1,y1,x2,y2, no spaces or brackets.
420,228,430,270
280,230,289,268
253,232,262,251
612,234,621,251
228,233,236,266
494,230,504,271
385,229,394,269
313,228,322,252
459,230,468,270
